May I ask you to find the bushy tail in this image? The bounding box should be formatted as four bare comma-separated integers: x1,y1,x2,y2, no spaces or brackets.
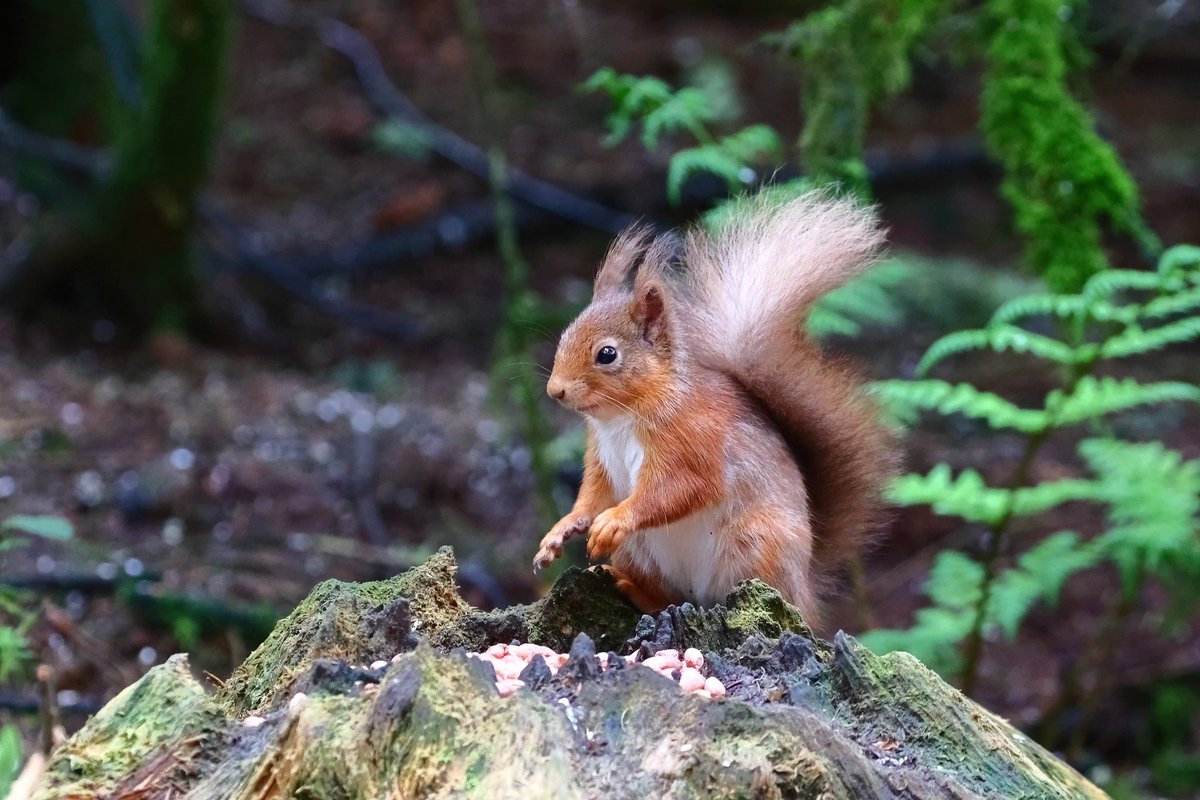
683,191,899,573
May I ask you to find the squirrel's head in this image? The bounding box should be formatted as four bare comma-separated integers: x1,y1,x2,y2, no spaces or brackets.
546,226,681,419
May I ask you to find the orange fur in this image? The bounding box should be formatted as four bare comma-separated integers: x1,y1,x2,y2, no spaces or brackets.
538,191,898,625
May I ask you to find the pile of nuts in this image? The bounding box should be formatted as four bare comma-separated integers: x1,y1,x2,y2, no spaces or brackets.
470,642,726,699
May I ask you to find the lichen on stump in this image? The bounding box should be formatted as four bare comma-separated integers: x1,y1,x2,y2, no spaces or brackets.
33,547,1108,799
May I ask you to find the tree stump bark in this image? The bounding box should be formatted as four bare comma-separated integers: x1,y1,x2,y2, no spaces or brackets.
32,548,1107,799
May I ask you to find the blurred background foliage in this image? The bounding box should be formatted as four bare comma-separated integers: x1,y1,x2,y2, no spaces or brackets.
0,0,1197,796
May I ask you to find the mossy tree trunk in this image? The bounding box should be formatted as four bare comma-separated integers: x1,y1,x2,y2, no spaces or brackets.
33,549,1109,799
1,0,233,337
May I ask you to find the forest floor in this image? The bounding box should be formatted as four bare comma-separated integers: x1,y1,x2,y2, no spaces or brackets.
1,0,1198,792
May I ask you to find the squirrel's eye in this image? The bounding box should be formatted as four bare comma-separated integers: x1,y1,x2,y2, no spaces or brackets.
595,345,618,365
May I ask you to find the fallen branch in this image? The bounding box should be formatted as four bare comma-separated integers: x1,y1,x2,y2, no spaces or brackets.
242,0,639,235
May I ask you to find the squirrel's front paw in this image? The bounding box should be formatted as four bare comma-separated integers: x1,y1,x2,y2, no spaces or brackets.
587,507,632,560
533,513,591,570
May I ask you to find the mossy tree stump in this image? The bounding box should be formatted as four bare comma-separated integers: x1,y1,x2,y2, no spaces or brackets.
33,548,1107,799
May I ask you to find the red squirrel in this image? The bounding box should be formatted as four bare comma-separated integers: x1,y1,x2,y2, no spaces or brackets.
533,191,899,624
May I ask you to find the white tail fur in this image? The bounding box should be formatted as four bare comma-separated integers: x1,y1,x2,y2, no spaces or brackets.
683,191,886,364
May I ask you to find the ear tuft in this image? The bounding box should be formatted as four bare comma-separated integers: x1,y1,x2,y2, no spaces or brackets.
595,224,656,297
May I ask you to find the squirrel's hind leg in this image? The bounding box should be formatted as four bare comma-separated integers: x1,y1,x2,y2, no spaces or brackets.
728,508,823,628
597,557,678,613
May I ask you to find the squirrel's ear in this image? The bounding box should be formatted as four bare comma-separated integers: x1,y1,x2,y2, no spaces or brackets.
631,282,669,346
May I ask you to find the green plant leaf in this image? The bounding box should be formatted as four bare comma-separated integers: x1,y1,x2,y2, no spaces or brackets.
917,324,1079,375
0,725,22,800
1047,376,1200,426
871,379,1047,433
990,293,1088,325
1,515,74,541
924,551,985,610
888,466,1097,525
1140,286,1200,320
988,531,1097,637
1158,244,1200,277
1100,317,1200,359
1081,439,1200,596
0,626,31,682
807,258,909,338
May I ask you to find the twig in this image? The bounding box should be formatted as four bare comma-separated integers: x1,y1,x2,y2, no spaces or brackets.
241,0,637,235
0,571,162,593
0,108,111,177
84,0,142,107
35,664,63,754
314,17,637,235
1065,575,1140,760
959,346,1099,694
959,427,1050,694
199,203,424,343
0,690,102,717
350,430,390,546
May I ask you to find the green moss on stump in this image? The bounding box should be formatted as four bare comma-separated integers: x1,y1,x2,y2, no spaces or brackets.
33,548,1108,799
37,654,224,798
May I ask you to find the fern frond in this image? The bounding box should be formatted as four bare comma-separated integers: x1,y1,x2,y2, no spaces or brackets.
665,126,783,204
857,605,974,676
807,258,909,339
990,293,1087,326
924,551,984,609
1140,285,1200,320
641,87,711,150
1157,244,1200,278
666,146,744,204
917,324,1078,375
583,69,715,149
1100,316,1200,359
1082,439,1200,592
718,124,784,164
871,380,1047,433
888,465,1097,525
988,531,1096,637
1048,376,1200,426
1082,268,1165,300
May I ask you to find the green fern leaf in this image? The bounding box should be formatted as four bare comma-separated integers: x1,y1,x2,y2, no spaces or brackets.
889,466,1097,524
807,259,909,338
872,379,1047,433
1140,285,1200,319
1082,439,1200,593
988,531,1097,638
889,466,1009,524
925,551,984,609
1013,531,1098,604
719,124,784,163
990,293,1087,325
584,69,705,148
917,324,1078,375
641,87,712,150
666,146,744,204
1048,376,1200,425
1100,316,1200,359
1082,268,1165,300
1157,244,1200,278
859,606,975,677
665,126,783,204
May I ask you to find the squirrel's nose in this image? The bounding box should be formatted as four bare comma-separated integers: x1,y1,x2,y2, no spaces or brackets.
547,377,566,401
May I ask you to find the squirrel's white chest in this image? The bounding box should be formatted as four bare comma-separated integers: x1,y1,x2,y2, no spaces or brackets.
589,414,728,605
589,416,644,499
